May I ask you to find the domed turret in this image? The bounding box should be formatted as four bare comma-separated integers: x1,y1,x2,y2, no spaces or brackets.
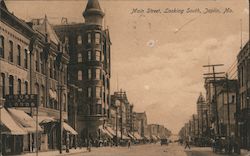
83,0,105,26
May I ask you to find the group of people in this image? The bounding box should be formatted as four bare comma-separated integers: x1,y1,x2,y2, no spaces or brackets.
212,137,235,154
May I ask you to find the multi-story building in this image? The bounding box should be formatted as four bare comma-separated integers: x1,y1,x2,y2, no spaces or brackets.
0,1,77,154
54,0,111,141
237,40,250,150
110,90,133,141
216,79,237,137
134,112,148,139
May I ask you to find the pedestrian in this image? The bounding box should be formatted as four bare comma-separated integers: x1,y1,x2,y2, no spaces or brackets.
184,140,190,149
128,140,131,149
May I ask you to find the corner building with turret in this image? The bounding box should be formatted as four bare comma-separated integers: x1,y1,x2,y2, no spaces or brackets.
54,0,111,141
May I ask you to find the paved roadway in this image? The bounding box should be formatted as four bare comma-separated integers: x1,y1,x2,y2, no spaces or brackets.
69,143,250,156
70,143,216,156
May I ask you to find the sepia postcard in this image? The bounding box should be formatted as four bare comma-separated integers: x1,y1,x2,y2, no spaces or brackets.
0,0,249,155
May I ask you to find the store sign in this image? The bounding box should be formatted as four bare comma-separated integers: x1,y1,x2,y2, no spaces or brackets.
4,94,38,108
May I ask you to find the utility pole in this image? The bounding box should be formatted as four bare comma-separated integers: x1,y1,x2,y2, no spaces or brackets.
203,64,224,137
226,74,231,138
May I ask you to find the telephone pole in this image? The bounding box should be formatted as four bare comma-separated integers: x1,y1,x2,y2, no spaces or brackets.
203,64,224,137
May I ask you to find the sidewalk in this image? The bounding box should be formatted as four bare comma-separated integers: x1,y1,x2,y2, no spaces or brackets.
16,148,88,156
186,147,250,156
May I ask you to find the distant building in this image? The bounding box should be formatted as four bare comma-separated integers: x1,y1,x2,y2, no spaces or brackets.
134,112,148,139
196,93,209,137
54,0,111,141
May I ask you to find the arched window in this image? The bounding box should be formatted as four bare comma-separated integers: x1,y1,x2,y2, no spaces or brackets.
9,75,14,95
9,40,13,62
17,79,21,94
63,94,66,112
34,83,39,96
17,45,21,65
41,85,45,107
0,35,4,58
24,49,28,69
78,53,82,63
78,70,82,80
1,73,5,98
77,35,82,45
24,81,28,94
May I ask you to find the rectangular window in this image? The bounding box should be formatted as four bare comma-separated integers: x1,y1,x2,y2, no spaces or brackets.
9,41,13,62
0,36,4,58
87,33,91,43
78,70,82,80
88,69,92,79
88,51,92,61
96,51,101,61
77,35,82,45
88,87,92,97
24,49,28,69
96,87,101,98
17,45,21,65
96,69,101,80
95,33,101,44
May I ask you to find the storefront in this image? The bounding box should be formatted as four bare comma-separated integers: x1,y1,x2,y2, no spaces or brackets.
1,108,27,155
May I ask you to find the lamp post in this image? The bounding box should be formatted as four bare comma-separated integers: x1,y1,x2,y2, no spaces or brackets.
55,51,63,154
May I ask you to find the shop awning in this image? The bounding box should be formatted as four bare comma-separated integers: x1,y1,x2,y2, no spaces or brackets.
63,122,78,135
99,126,113,138
8,108,43,133
128,133,136,140
35,116,55,124
144,135,151,140
133,132,143,140
106,126,116,136
150,135,158,140
1,108,27,135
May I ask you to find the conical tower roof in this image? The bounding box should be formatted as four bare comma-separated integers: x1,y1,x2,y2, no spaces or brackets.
83,0,104,17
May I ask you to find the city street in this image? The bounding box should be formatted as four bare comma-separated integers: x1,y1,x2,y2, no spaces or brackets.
65,143,250,156
16,143,250,156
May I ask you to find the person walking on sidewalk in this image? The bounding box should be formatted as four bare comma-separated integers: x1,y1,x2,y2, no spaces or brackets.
184,140,191,149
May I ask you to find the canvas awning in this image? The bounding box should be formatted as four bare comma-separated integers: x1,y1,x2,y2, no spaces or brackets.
99,126,113,138
150,135,158,140
63,122,78,135
144,135,151,140
8,108,43,133
133,132,143,140
106,126,116,136
34,116,55,124
0,108,27,135
128,133,136,140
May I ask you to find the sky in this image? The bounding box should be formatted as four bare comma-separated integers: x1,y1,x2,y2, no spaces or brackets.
5,0,249,134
